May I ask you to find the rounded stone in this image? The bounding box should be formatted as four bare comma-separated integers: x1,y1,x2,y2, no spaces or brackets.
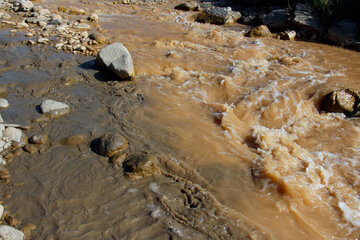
0,98,9,108
0,225,24,240
95,133,128,157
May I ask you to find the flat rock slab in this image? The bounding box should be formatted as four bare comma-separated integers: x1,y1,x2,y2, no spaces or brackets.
40,99,70,117
96,43,134,80
0,225,24,240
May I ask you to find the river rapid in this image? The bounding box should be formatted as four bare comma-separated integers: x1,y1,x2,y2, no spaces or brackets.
2,0,360,239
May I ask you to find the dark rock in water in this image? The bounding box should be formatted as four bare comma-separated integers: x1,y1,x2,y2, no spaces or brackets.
322,89,360,116
122,153,161,180
174,1,198,11
28,134,48,145
262,9,290,31
328,21,358,45
196,5,241,25
246,25,273,38
96,43,134,80
89,33,106,44
95,133,128,157
292,3,321,34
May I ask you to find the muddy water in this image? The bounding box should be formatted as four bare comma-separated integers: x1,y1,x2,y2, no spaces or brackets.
3,0,360,239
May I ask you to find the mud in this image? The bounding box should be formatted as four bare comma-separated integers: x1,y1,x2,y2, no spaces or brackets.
1,0,360,239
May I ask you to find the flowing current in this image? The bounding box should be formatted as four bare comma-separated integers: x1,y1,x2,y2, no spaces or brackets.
3,0,360,239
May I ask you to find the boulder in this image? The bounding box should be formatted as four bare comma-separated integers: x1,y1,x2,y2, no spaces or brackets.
122,153,161,180
293,3,321,34
196,5,241,25
96,43,134,79
262,9,290,31
321,89,360,116
328,20,358,45
246,25,273,38
0,225,24,240
174,1,198,11
4,127,26,146
40,99,70,117
94,133,128,157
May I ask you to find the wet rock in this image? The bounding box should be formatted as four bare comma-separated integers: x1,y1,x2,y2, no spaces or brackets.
88,13,99,22
37,37,49,44
0,98,9,108
122,153,161,180
60,134,87,146
49,14,62,25
89,33,106,44
40,99,70,117
68,7,86,15
262,9,290,31
321,89,360,116
28,134,48,145
278,30,296,41
110,152,127,167
174,1,198,11
96,43,134,79
25,32,33,37
0,225,24,240
328,20,358,45
95,133,128,157
196,6,241,25
4,127,26,147
16,21,28,28
293,3,321,34
73,23,91,30
22,144,37,154
246,25,273,38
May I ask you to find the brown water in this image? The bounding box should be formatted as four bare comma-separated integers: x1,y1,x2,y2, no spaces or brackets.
2,0,360,239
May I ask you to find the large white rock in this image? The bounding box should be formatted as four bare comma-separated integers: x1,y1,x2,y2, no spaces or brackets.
0,225,25,240
96,43,134,80
0,98,9,108
40,99,70,117
3,127,25,146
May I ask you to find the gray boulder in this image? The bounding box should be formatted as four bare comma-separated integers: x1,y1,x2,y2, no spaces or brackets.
0,225,24,240
293,3,321,33
175,1,198,11
96,43,134,79
328,20,358,45
197,5,241,25
262,9,290,30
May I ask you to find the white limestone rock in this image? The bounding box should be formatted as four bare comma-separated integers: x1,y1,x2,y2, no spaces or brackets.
40,99,70,117
0,225,25,240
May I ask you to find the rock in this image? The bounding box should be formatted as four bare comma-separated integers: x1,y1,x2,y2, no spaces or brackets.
122,153,161,180
0,114,3,123
96,43,134,79
38,8,50,16
40,99,70,117
4,127,26,146
0,98,9,108
110,152,127,167
28,134,48,144
94,133,128,157
321,89,360,116
60,134,87,145
196,6,241,25
22,144,37,154
68,8,86,15
0,87,7,98
16,21,28,28
262,9,290,31
49,14,62,25
0,225,24,240
37,37,49,44
328,20,358,45
25,32,33,37
0,204,4,219
19,0,33,12
174,1,198,11
278,30,296,41
88,13,99,22
293,3,321,34
73,23,91,30
246,25,273,38
89,33,106,43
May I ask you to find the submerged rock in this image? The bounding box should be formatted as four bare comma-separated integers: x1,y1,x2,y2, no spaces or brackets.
246,25,273,38
0,225,24,240
328,20,358,45
174,1,198,11
322,89,360,116
122,153,161,180
292,3,321,34
96,43,134,80
196,6,241,25
40,99,70,117
28,134,48,144
95,133,128,157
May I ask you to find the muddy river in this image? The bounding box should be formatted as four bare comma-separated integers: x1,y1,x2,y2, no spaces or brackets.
1,0,360,239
